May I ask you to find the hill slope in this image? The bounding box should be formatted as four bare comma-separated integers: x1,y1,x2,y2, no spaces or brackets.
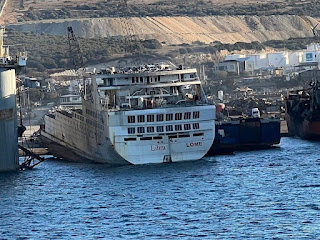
7,15,320,45
1,0,320,24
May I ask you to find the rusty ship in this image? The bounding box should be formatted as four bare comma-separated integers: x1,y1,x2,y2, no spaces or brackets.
285,81,320,139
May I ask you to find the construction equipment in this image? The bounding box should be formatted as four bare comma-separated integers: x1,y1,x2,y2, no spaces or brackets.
67,26,87,98
300,15,320,43
67,26,85,71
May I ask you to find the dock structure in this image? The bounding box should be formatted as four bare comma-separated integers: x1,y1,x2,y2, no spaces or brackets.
0,27,26,172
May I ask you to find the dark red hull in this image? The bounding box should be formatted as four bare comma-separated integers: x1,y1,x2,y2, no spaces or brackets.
286,113,320,139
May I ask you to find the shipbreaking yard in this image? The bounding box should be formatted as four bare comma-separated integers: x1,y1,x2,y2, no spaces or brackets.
15,41,320,166
17,105,289,160
2,0,320,239
2,0,319,168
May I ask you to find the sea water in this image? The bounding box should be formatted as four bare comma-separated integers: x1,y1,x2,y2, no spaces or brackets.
1,137,320,239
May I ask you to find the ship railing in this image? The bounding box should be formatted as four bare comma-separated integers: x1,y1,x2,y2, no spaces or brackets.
125,92,179,100
116,63,176,74
124,101,209,111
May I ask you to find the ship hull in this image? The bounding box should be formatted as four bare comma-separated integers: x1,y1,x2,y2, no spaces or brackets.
286,113,320,140
40,125,214,165
114,130,214,164
41,105,215,165
285,82,320,140
41,131,213,165
207,118,281,156
40,131,129,165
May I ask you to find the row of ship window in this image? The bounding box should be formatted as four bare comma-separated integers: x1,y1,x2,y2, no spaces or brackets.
128,111,200,123
128,123,200,134
131,75,161,84
130,74,195,84
124,132,204,142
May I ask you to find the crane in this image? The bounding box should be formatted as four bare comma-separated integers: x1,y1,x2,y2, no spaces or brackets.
67,26,87,99
67,26,85,71
299,15,320,64
300,15,320,43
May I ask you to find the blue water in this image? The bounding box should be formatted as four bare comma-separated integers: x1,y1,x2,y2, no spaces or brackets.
1,137,320,239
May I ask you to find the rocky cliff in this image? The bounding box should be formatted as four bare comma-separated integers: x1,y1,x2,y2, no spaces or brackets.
7,15,320,44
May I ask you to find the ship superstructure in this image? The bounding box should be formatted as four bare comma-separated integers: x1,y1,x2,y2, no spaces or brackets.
0,27,27,172
41,64,215,164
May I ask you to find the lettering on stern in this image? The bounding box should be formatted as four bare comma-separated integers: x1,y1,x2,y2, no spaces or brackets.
186,142,202,147
151,145,166,151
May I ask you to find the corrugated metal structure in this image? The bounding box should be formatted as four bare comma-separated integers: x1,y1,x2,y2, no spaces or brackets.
0,68,18,171
0,27,26,172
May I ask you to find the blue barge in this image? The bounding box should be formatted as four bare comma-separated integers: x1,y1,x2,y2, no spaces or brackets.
207,117,281,155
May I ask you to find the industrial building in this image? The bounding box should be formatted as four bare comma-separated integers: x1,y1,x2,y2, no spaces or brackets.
224,43,320,71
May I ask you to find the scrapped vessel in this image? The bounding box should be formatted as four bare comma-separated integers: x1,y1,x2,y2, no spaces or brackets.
285,81,320,139
0,28,27,172
207,117,281,155
40,64,215,164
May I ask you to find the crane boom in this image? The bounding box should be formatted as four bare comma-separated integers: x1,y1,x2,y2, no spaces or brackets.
67,26,87,98
67,26,85,71
300,15,320,43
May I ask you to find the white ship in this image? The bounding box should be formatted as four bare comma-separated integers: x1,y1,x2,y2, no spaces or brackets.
40,64,215,165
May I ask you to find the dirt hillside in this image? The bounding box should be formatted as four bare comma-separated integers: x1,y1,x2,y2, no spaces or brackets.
7,15,320,45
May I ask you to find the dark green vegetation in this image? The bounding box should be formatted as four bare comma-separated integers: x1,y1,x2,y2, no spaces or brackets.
177,41,265,55
20,0,320,22
6,29,162,74
264,38,317,50
5,30,315,74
